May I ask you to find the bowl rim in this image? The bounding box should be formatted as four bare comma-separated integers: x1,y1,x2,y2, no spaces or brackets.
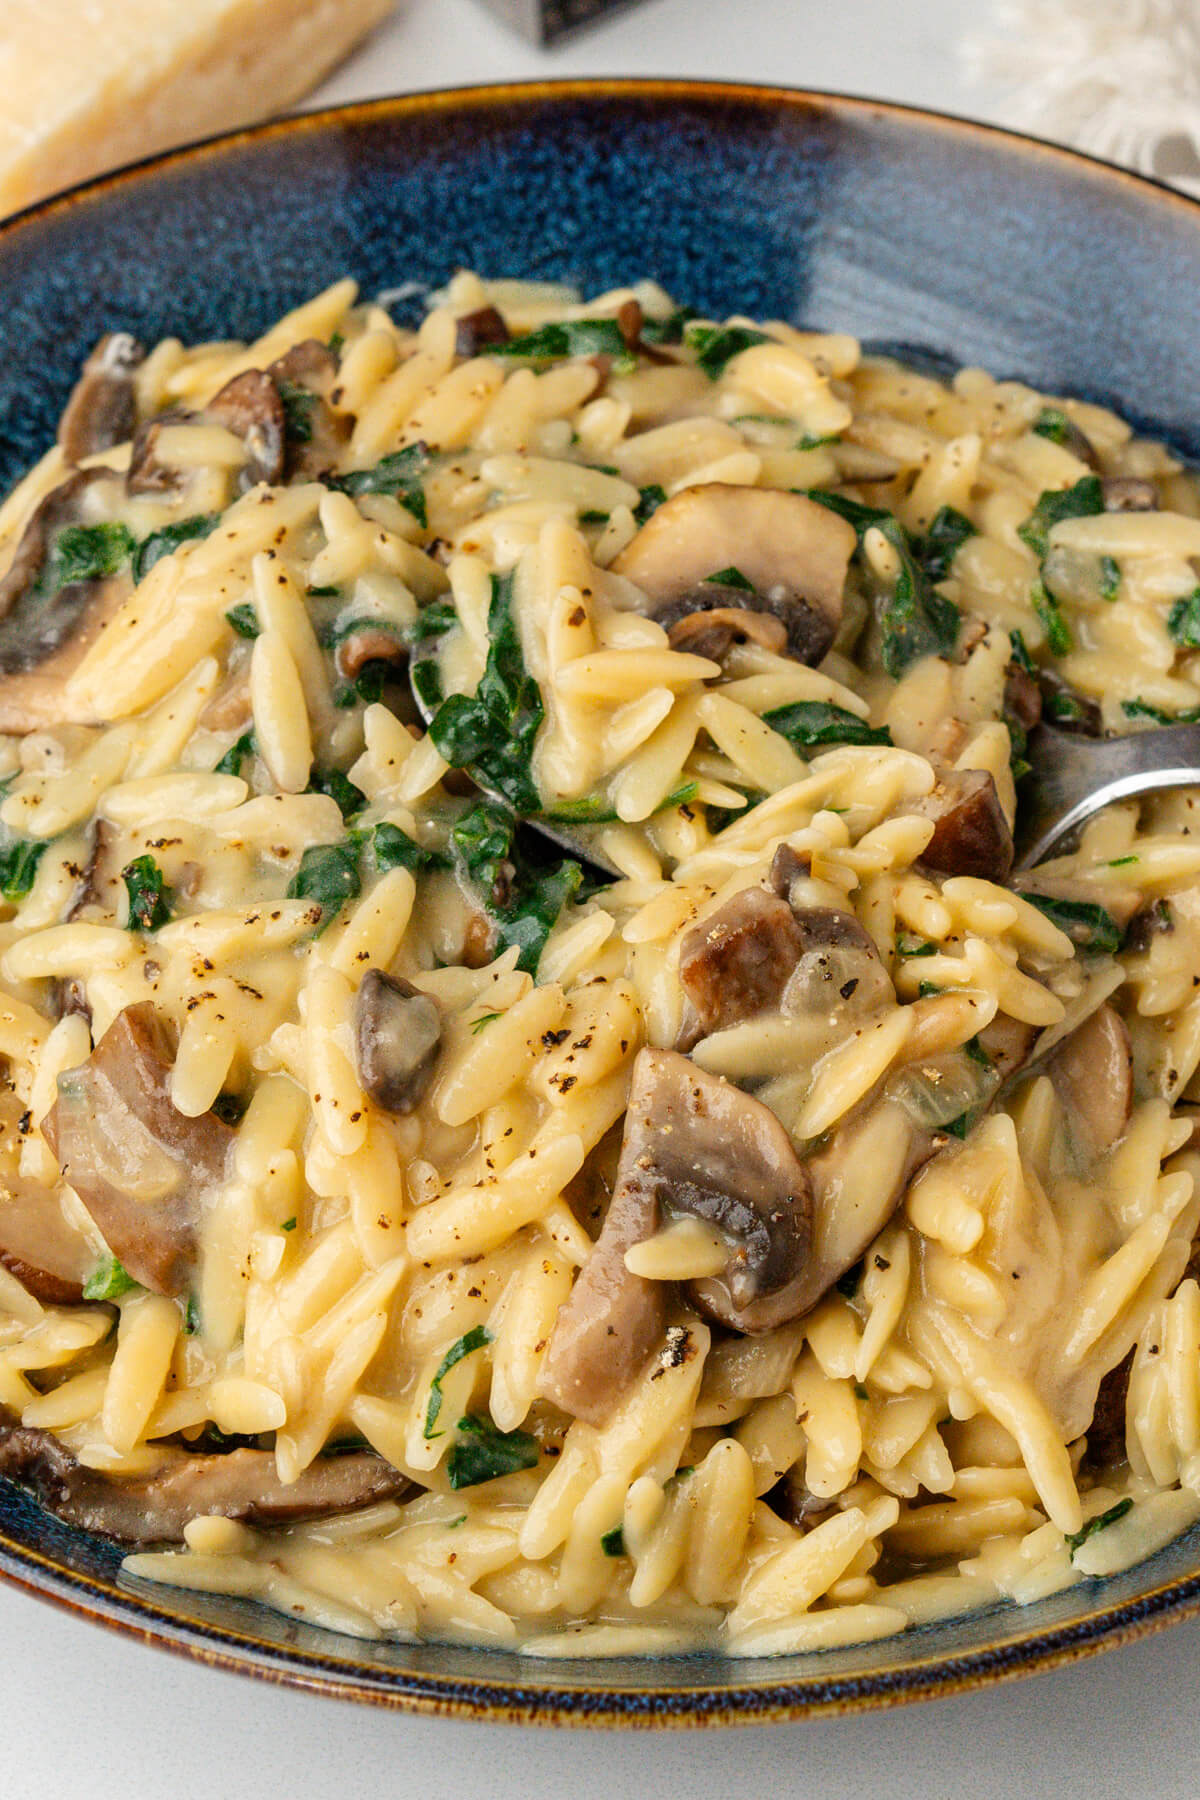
2,74,1200,1727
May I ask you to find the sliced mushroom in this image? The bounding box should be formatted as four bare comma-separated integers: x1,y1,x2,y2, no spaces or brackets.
268,339,352,482
0,1410,409,1546
767,842,812,900
0,1074,92,1303
1126,898,1173,953
611,483,857,666
1102,476,1158,512
41,1003,234,1297
666,606,788,661
909,768,1014,882
1003,660,1042,737
354,972,444,1108
975,1010,1039,1082
57,333,144,465
678,889,807,1045
1047,1001,1133,1156
353,971,441,1115
536,1058,669,1424
0,470,132,732
126,408,192,496
206,370,285,490
335,625,408,685
454,306,510,356
1083,1347,1133,1473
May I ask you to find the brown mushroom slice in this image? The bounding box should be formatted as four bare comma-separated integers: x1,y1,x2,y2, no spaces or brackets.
666,606,788,662
0,470,132,733
909,768,1014,882
41,1003,234,1297
57,333,144,465
1083,1347,1134,1473
975,1011,1039,1082
206,370,286,490
455,306,510,356
268,339,352,481
1047,1001,1133,1157
563,1049,814,1370
353,970,441,1115
678,889,806,1045
0,1183,93,1306
1102,476,1158,512
0,1410,408,1546
335,624,408,685
611,483,857,666
696,1096,931,1335
126,408,194,496
536,1061,669,1426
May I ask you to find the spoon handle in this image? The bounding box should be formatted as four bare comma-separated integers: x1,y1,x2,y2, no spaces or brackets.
1014,722,1200,869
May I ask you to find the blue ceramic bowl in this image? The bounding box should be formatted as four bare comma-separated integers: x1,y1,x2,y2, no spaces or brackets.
2,80,1200,1724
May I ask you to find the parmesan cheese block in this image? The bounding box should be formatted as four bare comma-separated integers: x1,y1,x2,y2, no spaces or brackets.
0,0,396,219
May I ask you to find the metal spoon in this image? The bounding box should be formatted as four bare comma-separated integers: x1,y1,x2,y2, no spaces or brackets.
1014,721,1200,869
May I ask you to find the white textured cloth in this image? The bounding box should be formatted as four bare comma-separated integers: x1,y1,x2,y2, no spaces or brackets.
965,0,1200,196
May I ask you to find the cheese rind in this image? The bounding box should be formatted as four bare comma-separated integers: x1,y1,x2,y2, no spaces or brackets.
0,0,395,218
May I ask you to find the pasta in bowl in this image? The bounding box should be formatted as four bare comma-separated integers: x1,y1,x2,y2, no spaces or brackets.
0,264,1198,1662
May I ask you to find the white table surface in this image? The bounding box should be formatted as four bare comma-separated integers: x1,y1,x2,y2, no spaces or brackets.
7,3,1200,1793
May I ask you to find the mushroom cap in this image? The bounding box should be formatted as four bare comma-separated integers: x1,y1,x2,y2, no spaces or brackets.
1047,1001,1133,1157
0,1410,409,1546
611,483,856,666
41,1003,234,1297
353,970,442,1115
0,469,132,733
57,332,144,466
910,767,1014,882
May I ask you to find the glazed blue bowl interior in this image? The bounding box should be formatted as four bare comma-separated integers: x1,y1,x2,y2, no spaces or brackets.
2,81,1200,1721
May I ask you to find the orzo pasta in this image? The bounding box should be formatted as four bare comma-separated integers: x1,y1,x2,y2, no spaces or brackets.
0,271,1197,1656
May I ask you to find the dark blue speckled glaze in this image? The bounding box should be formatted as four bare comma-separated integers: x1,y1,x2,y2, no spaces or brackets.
2,83,1200,1724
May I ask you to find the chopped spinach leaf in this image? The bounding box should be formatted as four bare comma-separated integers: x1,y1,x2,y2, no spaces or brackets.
329,442,431,528
1031,407,1096,464
428,570,545,813
1045,688,1092,725
50,521,134,589
541,780,698,826
1065,1497,1133,1557
579,509,609,525
896,933,937,957
406,600,458,645
215,731,255,777
372,821,444,873
0,838,46,902
451,799,583,975
225,602,260,639
1009,629,1035,675
446,1413,540,1489
914,505,975,585
1021,893,1123,954
942,1111,974,1140
1167,588,1200,647
634,484,667,525
965,1035,994,1069
1032,579,1073,656
307,584,341,600
684,321,769,379
276,377,316,443
307,767,366,822
133,513,219,583
638,307,697,346
121,855,171,932
1122,699,1200,725
764,700,891,750
424,1326,493,1439
491,319,629,361
1017,475,1104,561
184,1294,200,1334
83,1254,139,1302
703,565,755,591
285,841,361,932
470,1011,502,1035
1100,555,1121,601
807,492,960,676
281,1216,297,1232
600,1526,626,1558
